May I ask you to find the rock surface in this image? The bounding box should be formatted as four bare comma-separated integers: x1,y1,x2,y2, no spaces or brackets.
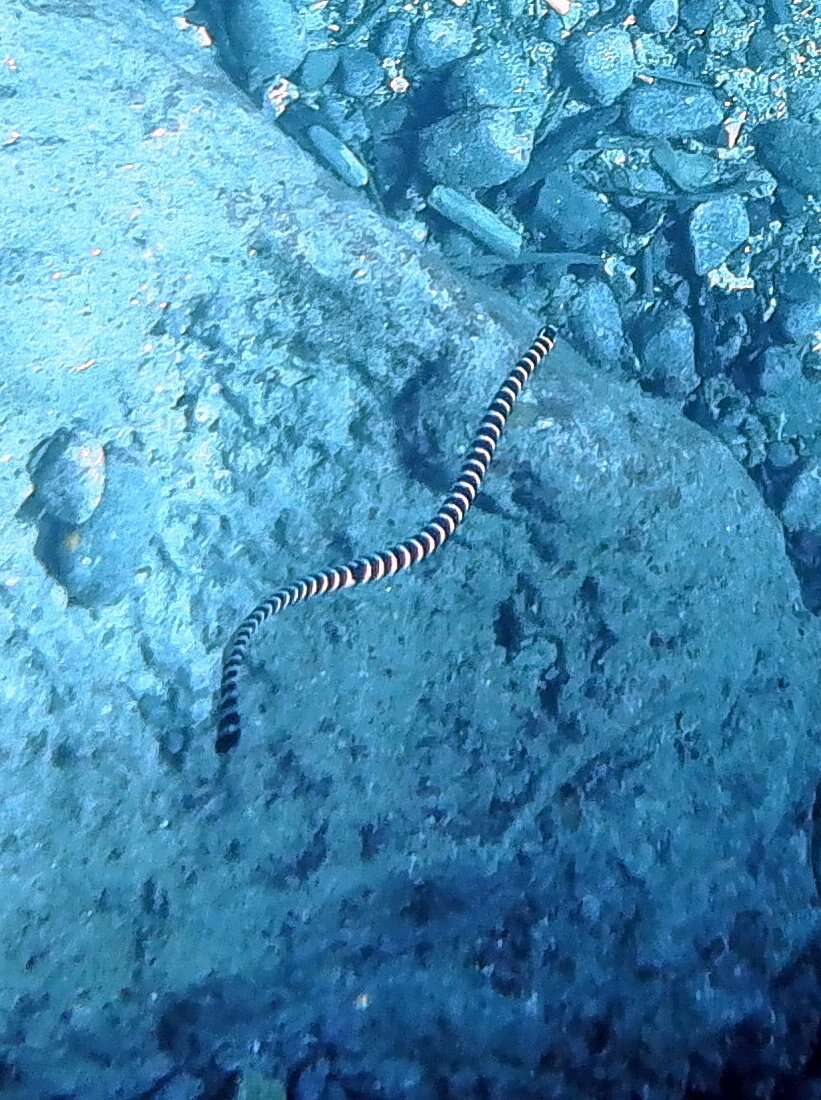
2,3,821,1099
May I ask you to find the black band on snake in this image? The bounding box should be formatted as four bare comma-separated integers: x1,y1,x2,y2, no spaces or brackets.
216,325,558,754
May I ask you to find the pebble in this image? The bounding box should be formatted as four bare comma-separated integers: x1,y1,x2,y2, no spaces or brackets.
789,79,821,120
774,272,821,344
444,48,545,125
367,101,410,140
31,430,106,524
336,47,384,98
569,280,625,368
410,14,474,70
755,119,821,196
651,140,719,191
624,84,723,137
428,185,522,259
767,440,798,468
47,456,155,608
307,125,369,187
636,308,697,399
782,462,821,536
688,194,749,274
420,109,534,190
530,169,610,248
567,27,635,106
225,0,308,85
636,0,679,31
374,15,412,57
298,49,338,91
757,345,802,393
748,26,778,68
371,137,410,191
678,0,719,29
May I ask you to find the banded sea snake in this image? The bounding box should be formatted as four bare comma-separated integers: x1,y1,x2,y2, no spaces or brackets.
216,324,558,754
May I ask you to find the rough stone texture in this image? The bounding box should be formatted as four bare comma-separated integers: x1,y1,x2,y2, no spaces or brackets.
688,194,751,274
567,278,627,368
566,27,635,106
409,12,475,71
783,462,821,537
224,0,308,86
775,271,821,345
755,118,821,196
531,169,612,249
624,83,724,137
2,3,821,1099
420,109,535,190
636,307,698,400
444,48,545,125
636,0,679,33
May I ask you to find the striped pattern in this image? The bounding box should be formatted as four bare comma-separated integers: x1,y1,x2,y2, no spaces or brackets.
216,325,558,754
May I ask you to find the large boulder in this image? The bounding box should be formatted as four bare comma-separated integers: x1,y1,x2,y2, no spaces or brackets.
2,3,821,1098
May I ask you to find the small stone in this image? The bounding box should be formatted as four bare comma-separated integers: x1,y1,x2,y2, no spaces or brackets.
374,14,412,57
755,366,819,441
780,298,821,345
748,26,778,68
651,141,719,190
225,0,307,87
44,455,156,608
636,0,679,32
624,84,723,137
774,272,821,345
636,309,697,399
336,47,384,98
428,185,522,258
367,101,410,140
688,195,750,274
758,345,802,393
237,1070,286,1100
782,462,821,535
307,125,369,187
31,430,106,524
569,279,625,368
444,48,545,125
298,49,338,91
567,27,635,106
678,0,719,28
410,14,474,70
530,169,610,248
420,109,534,190
789,79,821,121
767,440,797,468
613,162,668,196
755,118,821,195
367,101,410,139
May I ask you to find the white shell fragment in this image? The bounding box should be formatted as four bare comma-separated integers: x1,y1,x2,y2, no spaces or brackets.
722,111,747,149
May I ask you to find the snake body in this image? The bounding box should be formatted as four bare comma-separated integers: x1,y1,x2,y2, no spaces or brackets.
216,325,558,754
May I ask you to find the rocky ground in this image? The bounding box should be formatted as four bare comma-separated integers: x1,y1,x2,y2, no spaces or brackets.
2,0,821,1098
